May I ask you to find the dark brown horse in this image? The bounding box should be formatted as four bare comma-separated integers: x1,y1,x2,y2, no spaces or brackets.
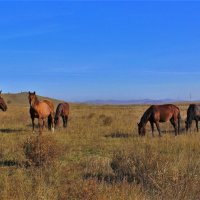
138,104,181,137
54,103,69,128
0,91,7,111
28,91,54,134
185,104,200,132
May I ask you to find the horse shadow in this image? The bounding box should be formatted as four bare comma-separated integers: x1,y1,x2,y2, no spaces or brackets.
104,131,133,138
83,172,135,184
0,128,25,134
161,127,185,135
0,160,21,167
0,160,30,168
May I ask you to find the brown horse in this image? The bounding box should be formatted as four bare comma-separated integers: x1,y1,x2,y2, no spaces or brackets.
29,99,54,132
28,91,54,134
54,103,69,128
0,91,7,111
138,104,181,137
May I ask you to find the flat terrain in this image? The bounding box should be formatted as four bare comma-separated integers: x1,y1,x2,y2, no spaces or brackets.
0,94,200,200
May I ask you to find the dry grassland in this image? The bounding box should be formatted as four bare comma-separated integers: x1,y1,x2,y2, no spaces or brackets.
0,99,200,200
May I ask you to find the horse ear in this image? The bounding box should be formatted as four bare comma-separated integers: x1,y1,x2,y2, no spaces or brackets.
34,91,35,94
28,91,30,94
0,90,2,94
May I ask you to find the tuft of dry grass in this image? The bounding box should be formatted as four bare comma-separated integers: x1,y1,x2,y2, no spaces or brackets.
23,135,63,167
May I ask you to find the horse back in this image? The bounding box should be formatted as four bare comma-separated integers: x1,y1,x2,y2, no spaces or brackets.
43,100,54,113
152,104,180,122
35,101,53,117
62,103,69,115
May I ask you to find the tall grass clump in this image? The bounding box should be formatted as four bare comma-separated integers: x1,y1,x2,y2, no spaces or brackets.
23,135,62,167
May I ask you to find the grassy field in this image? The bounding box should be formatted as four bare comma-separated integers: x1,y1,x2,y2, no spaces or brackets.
0,94,200,200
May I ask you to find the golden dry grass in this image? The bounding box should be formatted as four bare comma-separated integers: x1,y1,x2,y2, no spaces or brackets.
0,98,200,200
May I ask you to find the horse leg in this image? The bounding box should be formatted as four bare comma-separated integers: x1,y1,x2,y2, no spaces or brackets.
62,116,66,128
150,121,154,137
155,122,161,137
170,118,178,136
32,117,35,133
65,115,68,128
63,115,68,128
195,120,199,132
50,113,54,133
38,118,43,135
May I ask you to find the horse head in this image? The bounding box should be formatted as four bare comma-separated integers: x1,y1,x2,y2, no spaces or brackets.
137,122,146,136
28,91,36,106
0,91,7,111
185,120,191,132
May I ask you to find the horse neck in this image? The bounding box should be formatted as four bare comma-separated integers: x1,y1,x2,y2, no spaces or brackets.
55,104,62,118
187,106,194,123
31,96,40,109
140,107,152,125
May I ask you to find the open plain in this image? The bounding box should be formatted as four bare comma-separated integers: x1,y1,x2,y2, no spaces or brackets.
0,93,200,200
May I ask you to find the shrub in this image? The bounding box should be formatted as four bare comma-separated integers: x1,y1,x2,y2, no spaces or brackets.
87,113,96,119
23,135,62,167
7,100,11,104
99,114,106,119
102,116,113,126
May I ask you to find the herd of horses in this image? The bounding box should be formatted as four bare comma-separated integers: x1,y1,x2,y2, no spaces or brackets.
0,90,200,136
138,104,200,136
28,91,69,134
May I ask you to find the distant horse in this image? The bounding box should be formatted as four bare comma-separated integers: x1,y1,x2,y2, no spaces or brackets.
54,103,69,128
28,91,54,134
185,104,200,132
138,104,181,137
0,91,7,111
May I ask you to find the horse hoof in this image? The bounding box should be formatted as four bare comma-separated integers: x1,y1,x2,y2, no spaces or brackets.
51,127,54,133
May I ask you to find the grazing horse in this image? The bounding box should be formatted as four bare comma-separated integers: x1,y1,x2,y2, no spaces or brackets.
28,91,54,134
185,104,200,132
0,91,7,111
54,103,69,128
138,104,181,137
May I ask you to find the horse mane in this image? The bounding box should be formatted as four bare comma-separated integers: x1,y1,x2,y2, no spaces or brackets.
33,95,40,105
55,103,62,119
139,105,153,125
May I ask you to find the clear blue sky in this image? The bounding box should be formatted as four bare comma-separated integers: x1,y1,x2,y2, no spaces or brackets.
1,1,200,101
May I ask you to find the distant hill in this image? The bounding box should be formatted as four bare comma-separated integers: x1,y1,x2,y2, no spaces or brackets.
2,92,62,106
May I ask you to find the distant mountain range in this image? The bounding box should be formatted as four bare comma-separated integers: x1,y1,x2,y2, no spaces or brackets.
83,99,191,105
2,92,197,105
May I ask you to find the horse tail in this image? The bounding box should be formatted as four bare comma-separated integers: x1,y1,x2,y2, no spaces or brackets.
44,100,54,131
48,115,52,130
178,110,181,135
